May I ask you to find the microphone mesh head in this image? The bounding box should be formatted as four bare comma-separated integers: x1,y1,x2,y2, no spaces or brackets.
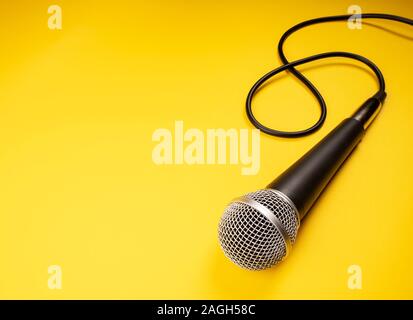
218,189,299,270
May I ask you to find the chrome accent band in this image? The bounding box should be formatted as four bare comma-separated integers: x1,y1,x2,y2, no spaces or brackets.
364,103,382,129
233,196,292,258
267,188,301,228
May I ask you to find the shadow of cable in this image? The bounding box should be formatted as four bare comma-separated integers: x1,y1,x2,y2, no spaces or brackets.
252,61,378,95
363,21,413,41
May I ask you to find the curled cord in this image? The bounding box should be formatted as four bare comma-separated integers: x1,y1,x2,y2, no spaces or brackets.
246,13,413,137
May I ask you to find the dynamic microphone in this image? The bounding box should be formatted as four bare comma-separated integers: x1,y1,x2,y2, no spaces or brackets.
215,13,412,271
218,96,383,270
217,13,412,270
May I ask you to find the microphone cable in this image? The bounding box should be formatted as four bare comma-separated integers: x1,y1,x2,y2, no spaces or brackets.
246,13,413,138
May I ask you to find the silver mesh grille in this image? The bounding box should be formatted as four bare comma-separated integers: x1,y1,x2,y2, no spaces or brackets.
218,189,299,270
246,189,299,243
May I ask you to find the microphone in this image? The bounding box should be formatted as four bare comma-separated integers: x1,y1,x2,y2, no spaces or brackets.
218,96,383,270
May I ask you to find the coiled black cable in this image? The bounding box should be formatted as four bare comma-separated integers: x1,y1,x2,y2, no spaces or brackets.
246,13,413,137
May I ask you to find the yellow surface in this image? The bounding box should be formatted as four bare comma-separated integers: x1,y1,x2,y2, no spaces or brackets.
0,0,412,299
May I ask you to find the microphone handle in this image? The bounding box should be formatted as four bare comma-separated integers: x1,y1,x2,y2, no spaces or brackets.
267,97,381,219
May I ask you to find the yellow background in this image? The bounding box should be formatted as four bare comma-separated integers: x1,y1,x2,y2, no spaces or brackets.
0,0,412,299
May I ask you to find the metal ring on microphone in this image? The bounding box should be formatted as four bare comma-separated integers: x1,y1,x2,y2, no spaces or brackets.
267,189,301,228
233,196,292,258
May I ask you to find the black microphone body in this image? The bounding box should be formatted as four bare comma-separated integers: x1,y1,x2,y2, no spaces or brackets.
268,118,364,219
218,97,382,270
218,12,413,270
268,97,380,219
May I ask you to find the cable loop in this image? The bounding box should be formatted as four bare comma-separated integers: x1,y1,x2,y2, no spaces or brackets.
246,13,413,137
